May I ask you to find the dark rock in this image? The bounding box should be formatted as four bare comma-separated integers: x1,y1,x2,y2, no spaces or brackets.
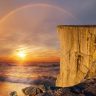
22,77,96,96
36,90,54,96
83,86,96,96
70,84,84,94
54,88,77,96
78,94,85,96
22,86,43,96
84,92,95,96
9,91,18,96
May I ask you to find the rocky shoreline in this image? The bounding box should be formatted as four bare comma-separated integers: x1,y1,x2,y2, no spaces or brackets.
10,77,96,96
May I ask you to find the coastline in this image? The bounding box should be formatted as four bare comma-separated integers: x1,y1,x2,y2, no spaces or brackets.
0,82,30,96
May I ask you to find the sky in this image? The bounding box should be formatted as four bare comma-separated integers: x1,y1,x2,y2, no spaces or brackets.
0,0,96,61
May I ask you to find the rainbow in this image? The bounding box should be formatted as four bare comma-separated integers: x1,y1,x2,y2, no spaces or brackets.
0,3,76,24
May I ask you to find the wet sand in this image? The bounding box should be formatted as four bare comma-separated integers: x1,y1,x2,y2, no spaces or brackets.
0,82,30,96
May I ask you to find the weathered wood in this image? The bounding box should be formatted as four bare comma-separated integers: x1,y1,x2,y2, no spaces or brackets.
56,25,96,87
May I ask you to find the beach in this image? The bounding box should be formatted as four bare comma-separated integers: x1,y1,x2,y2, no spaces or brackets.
0,62,59,96
0,82,30,96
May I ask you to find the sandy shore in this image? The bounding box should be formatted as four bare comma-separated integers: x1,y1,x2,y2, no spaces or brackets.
0,82,30,96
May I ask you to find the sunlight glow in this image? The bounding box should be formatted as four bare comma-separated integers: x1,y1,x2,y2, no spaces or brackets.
17,51,26,58
16,48,27,59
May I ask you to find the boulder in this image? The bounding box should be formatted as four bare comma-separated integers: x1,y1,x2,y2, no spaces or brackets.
22,86,43,96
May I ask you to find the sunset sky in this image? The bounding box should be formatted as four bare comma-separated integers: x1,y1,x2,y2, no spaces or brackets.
0,0,96,62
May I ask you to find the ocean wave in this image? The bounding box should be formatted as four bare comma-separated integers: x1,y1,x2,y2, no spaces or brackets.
0,62,59,86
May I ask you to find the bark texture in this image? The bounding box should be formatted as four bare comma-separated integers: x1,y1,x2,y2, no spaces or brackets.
56,25,96,87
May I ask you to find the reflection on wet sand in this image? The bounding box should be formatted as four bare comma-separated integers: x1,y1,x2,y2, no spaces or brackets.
0,82,30,96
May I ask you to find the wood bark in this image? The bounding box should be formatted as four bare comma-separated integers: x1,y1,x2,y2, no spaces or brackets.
56,25,96,87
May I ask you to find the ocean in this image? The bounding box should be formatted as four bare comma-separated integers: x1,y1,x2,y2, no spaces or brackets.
0,62,59,96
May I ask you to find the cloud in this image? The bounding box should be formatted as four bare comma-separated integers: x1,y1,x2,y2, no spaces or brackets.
0,4,76,56
0,0,96,56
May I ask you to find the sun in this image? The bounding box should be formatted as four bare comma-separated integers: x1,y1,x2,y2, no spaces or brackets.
16,48,27,59
17,51,26,59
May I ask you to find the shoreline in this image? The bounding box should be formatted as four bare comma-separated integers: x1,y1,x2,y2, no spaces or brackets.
0,82,30,96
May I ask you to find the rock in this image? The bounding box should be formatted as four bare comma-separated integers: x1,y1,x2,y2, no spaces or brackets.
83,86,96,96
9,91,18,96
22,86,43,96
78,94,85,96
22,78,96,96
38,84,51,92
55,88,77,96
36,90,54,96
70,84,84,94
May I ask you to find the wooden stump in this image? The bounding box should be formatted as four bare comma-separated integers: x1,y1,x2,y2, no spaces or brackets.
56,25,96,87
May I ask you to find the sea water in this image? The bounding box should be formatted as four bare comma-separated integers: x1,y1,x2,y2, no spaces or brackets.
0,62,59,96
